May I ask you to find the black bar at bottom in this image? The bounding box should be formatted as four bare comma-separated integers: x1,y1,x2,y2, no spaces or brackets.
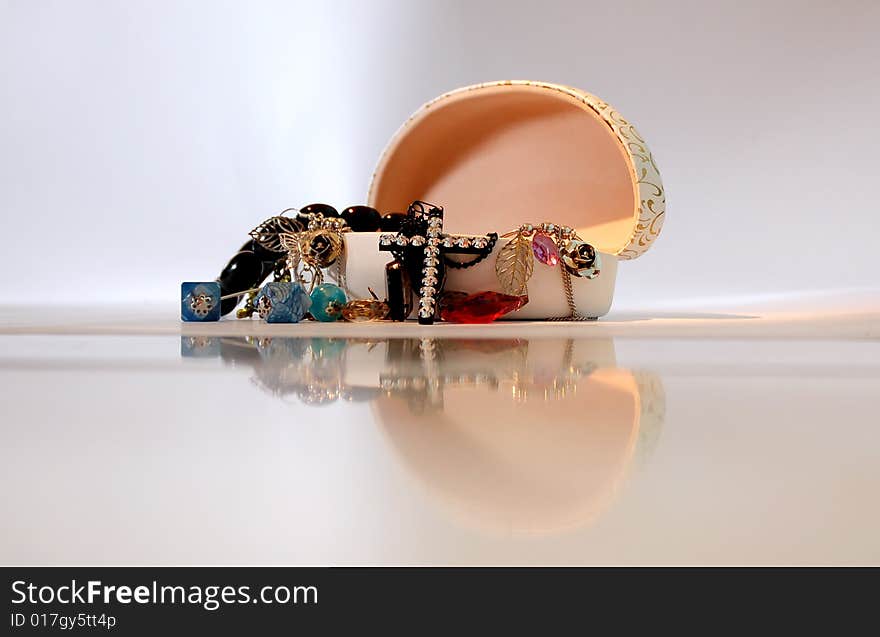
2,566,877,634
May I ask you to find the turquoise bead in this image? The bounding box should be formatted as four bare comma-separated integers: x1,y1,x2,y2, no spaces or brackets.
309,283,347,322
310,337,347,358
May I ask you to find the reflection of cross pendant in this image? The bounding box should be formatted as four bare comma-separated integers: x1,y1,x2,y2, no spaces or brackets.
379,202,493,325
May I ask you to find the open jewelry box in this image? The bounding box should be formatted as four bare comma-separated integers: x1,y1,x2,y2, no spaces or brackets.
342,80,666,320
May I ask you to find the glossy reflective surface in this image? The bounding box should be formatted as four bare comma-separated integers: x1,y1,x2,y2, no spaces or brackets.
1,303,879,564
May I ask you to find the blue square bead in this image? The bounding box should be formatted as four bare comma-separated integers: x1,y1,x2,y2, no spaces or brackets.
180,335,221,357
181,282,221,322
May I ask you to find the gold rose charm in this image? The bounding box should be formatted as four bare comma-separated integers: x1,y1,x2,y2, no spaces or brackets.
299,229,343,268
560,240,601,279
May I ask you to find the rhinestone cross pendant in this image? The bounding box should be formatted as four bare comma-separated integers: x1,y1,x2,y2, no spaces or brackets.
379,201,493,325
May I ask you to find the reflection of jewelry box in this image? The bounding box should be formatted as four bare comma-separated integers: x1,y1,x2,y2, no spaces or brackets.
346,80,666,319
180,333,666,531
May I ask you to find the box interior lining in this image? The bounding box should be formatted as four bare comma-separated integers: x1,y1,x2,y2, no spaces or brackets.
370,86,637,254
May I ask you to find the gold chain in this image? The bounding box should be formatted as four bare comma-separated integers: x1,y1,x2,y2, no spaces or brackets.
546,228,596,321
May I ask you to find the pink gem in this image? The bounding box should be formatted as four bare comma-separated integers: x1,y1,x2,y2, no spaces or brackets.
532,233,559,266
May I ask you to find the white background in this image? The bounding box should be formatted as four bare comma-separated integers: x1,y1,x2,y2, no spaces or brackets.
2,0,878,309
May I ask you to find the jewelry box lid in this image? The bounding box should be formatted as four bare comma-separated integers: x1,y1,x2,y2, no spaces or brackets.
368,80,665,260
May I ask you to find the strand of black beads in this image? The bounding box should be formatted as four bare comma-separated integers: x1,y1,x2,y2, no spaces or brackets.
217,238,286,316
300,203,401,232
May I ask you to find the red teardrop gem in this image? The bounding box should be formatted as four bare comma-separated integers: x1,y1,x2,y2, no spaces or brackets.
439,291,529,323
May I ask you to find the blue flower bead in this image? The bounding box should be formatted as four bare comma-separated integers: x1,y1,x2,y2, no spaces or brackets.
256,337,310,361
309,284,347,322
254,282,311,323
181,282,221,322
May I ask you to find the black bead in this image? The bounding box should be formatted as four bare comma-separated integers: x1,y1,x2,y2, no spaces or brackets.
385,259,413,322
218,250,262,292
380,212,407,232
218,283,240,316
340,205,381,232
297,202,338,223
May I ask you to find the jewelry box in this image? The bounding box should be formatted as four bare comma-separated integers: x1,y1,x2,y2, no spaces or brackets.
344,80,666,320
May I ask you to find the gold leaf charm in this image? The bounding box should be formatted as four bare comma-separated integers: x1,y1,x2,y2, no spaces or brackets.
494,232,534,296
249,215,303,253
